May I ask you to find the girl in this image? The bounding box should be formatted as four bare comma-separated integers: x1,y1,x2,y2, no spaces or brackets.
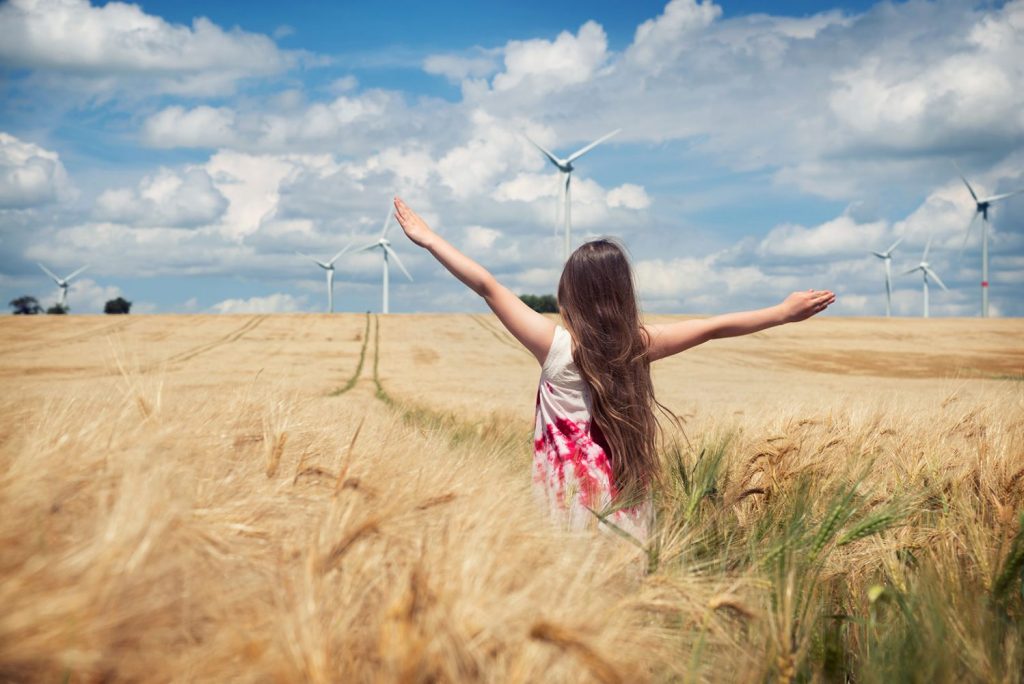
392,197,835,539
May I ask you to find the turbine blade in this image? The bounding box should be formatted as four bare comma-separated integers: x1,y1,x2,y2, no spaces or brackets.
296,251,328,269
524,134,563,168
952,160,978,202
356,242,380,253
870,251,886,259
959,212,979,255
901,266,922,276
922,235,933,262
37,262,61,283
982,187,1024,203
384,245,413,281
566,128,621,163
883,236,903,256
65,264,89,281
327,245,350,266
380,205,393,239
925,267,949,291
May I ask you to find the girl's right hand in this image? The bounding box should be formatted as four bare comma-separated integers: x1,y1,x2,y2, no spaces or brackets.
393,197,436,249
780,289,836,322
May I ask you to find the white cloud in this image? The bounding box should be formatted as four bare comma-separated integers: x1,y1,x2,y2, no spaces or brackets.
606,184,651,210
140,89,409,153
210,293,306,314
491,21,609,93
0,0,294,95
508,267,563,292
634,256,800,302
94,167,228,227
828,48,1022,152
205,150,339,241
626,0,721,70
143,106,238,149
464,225,500,250
272,24,295,40
328,75,359,93
253,92,391,147
437,110,545,199
758,214,888,259
360,146,434,189
424,49,500,82
492,172,558,204
450,225,523,269
0,132,73,208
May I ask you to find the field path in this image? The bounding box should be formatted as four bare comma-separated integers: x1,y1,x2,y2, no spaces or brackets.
330,313,372,396
470,314,531,357
154,314,268,367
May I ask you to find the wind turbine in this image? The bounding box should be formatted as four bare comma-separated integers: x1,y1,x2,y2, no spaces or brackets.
954,162,1024,317
356,207,412,314
525,129,621,261
296,245,350,313
37,262,88,310
869,236,903,317
902,237,948,318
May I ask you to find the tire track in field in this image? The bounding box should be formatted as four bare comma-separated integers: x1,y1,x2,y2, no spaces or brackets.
372,314,386,401
151,315,268,369
371,314,529,454
470,314,531,357
2,318,136,355
330,312,372,396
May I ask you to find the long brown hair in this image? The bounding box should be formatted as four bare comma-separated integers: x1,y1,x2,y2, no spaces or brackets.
557,239,661,502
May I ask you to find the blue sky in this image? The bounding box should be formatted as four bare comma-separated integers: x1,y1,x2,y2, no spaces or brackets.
1,0,1022,316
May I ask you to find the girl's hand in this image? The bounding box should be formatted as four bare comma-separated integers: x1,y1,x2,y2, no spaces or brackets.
780,289,836,322
393,196,436,249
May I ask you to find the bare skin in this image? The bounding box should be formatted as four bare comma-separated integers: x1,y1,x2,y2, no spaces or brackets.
391,196,836,365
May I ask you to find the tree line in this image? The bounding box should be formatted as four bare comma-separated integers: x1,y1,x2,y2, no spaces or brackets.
8,296,132,315
518,294,558,313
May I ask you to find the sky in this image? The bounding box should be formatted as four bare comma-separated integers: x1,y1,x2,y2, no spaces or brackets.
1,0,1022,317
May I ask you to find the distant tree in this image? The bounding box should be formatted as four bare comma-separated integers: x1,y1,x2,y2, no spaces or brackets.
46,304,68,315
104,297,132,314
9,296,42,315
519,294,558,314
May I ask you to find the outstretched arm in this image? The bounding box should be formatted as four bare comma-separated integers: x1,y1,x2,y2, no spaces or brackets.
644,289,835,361
392,197,556,364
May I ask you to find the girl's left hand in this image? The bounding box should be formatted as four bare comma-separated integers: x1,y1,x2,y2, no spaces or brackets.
393,197,436,248
781,289,836,322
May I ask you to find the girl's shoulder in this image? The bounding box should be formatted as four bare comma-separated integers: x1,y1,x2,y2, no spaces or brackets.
542,325,575,377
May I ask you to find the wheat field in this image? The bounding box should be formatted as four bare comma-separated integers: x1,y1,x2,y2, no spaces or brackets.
1,313,1022,682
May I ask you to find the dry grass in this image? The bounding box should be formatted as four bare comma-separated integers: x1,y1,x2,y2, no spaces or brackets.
1,312,1022,682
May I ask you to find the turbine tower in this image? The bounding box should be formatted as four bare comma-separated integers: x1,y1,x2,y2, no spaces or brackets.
954,163,1024,317
357,207,412,314
297,246,350,313
869,236,903,317
525,129,621,261
37,262,88,310
902,237,948,318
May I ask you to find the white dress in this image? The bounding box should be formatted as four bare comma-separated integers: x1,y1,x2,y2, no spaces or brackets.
532,326,650,541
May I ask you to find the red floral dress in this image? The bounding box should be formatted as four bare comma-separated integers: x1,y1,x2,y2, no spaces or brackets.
533,326,650,540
